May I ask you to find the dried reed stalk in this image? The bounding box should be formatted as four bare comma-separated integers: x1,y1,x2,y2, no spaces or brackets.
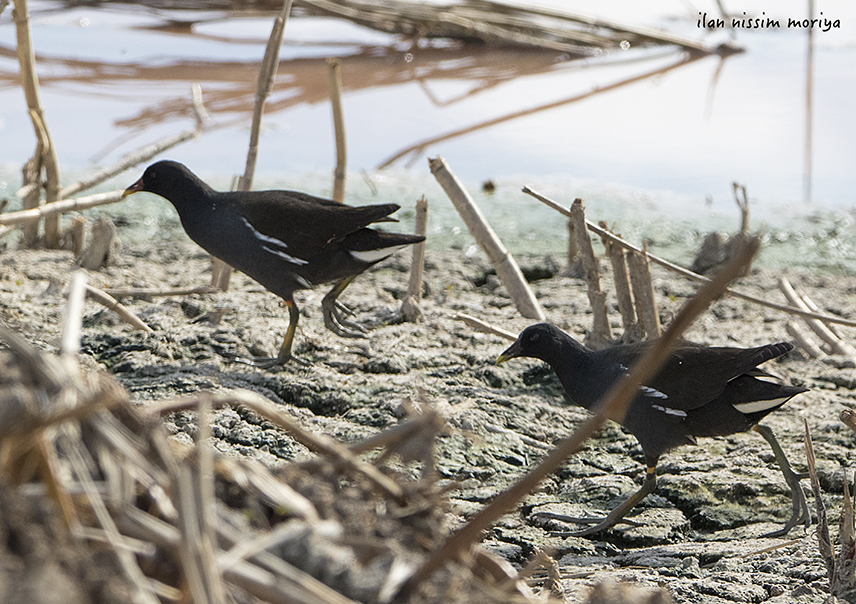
801,292,845,340
327,57,347,202
77,214,118,270
174,394,226,604
85,285,154,333
64,429,161,604
105,285,220,299
566,217,580,275
121,507,360,604
0,191,124,226
13,0,61,247
240,0,294,190
429,156,545,321
452,313,516,341
62,130,199,199
785,322,823,359
780,278,856,358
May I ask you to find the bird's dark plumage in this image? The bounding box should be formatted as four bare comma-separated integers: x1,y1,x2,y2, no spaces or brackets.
497,323,809,537
124,160,424,366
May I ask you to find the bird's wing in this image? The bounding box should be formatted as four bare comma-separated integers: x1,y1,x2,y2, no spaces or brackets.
603,342,793,415
234,191,400,258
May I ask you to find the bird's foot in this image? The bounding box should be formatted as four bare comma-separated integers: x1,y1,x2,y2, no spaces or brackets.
335,300,356,318
533,473,658,538
753,424,812,538
322,303,368,338
224,352,309,369
758,475,811,538
531,511,643,537
252,354,310,369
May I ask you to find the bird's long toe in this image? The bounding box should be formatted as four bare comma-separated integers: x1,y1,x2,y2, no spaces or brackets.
251,353,309,369
759,472,811,538
335,300,356,318
322,301,368,337
325,315,368,338
333,309,368,334
531,511,644,534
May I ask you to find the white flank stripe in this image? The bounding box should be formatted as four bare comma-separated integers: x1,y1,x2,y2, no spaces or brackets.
262,245,309,265
295,275,312,288
733,397,790,414
652,404,687,417
641,385,669,399
241,217,308,265
350,244,408,264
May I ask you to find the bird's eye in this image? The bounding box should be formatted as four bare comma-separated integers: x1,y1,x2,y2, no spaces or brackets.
529,333,539,343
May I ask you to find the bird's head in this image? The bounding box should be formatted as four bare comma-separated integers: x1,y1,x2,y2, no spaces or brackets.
123,160,206,204
496,323,568,365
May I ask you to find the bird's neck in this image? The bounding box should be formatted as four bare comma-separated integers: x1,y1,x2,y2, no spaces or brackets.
545,338,602,410
172,185,219,231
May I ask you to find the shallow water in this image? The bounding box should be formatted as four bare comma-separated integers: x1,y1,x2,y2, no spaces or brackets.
1,0,854,272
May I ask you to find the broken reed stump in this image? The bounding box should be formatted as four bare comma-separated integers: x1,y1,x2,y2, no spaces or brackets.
599,221,637,332
77,215,120,271
429,156,545,321
626,243,661,339
399,196,428,322
565,217,582,277
569,199,610,348
69,216,86,257
841,409,856,435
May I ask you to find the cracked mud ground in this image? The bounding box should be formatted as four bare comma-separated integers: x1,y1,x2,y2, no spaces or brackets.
2,238,856,603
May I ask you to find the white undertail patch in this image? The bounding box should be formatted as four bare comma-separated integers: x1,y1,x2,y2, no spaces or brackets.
733,397,791,414
349,244,408,264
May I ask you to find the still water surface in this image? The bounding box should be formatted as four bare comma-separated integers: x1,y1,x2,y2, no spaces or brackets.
1,0,854,270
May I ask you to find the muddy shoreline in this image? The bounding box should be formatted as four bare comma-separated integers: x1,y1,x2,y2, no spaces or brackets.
2,237,856,602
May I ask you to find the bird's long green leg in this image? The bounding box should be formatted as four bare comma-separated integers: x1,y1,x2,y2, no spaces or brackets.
534,465,659,537
753,423,811,537
254,300,307,368
321,276,367,337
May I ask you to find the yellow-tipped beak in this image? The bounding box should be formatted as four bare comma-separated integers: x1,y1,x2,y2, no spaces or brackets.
123,177,144,198
496,339,522,365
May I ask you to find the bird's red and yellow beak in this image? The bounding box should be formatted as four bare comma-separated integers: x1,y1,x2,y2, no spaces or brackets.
496,338,522,365
123,177,144,198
